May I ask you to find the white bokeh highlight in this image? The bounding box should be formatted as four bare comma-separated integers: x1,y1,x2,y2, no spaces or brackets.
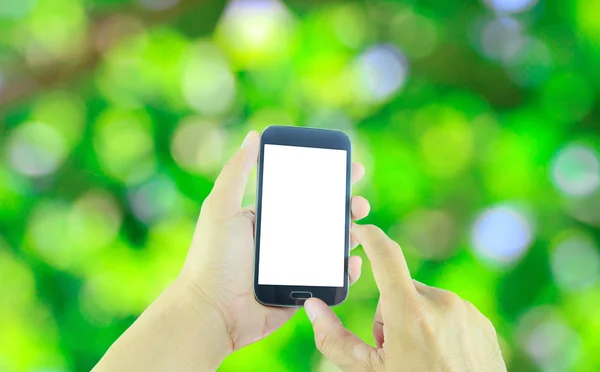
216,0,294,64
471,204,533,265
127,175,182,225
551,235,600,292
170,119,227,175
517,308,581,372
485,0,539,14
222,0,289,47
182,43,236,116
551,144,599,197
355,44,408,103
7,122,67,177
480,17,526,63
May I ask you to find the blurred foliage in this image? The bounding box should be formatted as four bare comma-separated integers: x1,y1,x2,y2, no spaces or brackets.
1,0,600,371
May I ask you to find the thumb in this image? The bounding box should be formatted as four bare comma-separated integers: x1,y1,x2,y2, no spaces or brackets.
305,298,379,371
204,131,260,218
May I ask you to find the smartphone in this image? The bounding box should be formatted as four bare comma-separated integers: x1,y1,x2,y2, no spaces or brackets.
253,125,352,307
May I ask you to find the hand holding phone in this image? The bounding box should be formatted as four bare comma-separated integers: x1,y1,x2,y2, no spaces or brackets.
179,129,369,352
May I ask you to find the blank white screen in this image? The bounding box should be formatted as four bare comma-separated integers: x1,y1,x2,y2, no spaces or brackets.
258,144,347,287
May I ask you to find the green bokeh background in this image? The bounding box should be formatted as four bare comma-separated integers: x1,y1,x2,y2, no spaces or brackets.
1,0,600,371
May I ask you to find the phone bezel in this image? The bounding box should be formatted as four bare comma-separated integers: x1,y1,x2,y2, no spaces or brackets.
253,125,352,307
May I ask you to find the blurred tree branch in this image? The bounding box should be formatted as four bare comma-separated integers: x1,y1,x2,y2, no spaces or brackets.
0,0,226,114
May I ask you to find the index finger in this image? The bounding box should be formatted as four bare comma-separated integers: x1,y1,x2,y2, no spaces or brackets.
352,224,416,303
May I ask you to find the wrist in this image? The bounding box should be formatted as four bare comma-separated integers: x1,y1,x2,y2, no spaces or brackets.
166,277,233,369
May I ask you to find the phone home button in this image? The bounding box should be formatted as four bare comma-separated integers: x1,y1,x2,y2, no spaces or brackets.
290,291,312,300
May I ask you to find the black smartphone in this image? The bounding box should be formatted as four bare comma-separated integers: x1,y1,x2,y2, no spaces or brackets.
253,125,352,307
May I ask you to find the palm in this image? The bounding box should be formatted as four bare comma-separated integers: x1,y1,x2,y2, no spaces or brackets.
193,208,296,350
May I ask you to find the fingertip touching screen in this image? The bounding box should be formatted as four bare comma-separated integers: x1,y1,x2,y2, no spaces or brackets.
258,144,347,287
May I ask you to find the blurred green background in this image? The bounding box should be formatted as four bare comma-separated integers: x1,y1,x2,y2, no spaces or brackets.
1,0,600,370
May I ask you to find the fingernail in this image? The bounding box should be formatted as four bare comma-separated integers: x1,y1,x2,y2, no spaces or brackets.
305,300,318,323
241,131,255,148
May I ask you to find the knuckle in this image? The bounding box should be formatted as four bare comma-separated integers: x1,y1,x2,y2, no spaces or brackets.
421,288,463,315
413,279,429,295
461,300,498,336
315,331,327,351
415,312,437,338
315,329,337,355
463,299,487,318
385,265,406,286
463,299,483,317
463,298,476,309
374,236,400,259
438,289,461,308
